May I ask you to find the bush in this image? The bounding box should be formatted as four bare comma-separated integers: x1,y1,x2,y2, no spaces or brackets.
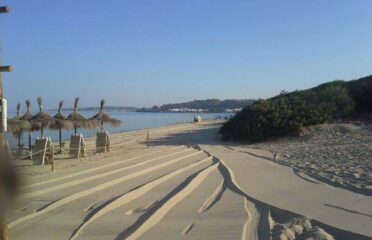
220,81,358,142
346,75,372,113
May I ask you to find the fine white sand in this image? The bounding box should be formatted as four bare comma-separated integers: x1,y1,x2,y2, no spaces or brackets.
249,123,372,195
9,120,372,239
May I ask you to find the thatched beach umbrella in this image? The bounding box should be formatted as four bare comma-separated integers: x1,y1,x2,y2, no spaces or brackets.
66,97,92,135
50,100,73,150
20,99,34,151
7,103,31,150
90,99,122,132
31,97,53,138
13,103,21,121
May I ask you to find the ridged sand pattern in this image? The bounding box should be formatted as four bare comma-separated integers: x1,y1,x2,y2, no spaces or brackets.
9,122,372,240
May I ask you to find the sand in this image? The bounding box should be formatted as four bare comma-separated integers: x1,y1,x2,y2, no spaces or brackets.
8,120,372,239
249,123,372,195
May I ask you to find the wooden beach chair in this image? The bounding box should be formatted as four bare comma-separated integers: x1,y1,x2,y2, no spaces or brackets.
32,137,52,165
96,131,110,153
194,116,202,123
69,134,86,159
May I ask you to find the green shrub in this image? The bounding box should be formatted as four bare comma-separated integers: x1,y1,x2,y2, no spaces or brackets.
346,75,372,113
220,80,359,142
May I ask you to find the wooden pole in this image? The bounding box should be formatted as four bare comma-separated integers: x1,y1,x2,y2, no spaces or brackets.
51,144,55,172
28,132,32,151
78,137,81,161
0,6,10,13
146,130,150,149
0,66,12,72
17,134,20,150
59,128,62,150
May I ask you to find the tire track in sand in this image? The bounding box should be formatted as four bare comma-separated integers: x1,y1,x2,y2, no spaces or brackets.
69,156,214,240
120,163,219,240
9,150,206,229
199,148,340,240
196,152,276,240
21,146,184,190
20,148,192,200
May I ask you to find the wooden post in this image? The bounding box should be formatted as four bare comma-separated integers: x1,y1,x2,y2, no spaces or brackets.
51,144,55,172
146,130,150,149
0,6,10,13
0,66,12,72
0,65,13,132
59,129,62,151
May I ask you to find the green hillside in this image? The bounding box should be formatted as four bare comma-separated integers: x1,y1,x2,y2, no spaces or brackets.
220,75,372,141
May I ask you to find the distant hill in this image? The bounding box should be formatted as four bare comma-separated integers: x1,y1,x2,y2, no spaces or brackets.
138,99,254,113
220,75,372,141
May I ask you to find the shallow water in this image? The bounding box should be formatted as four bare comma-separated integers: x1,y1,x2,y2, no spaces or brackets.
6,110,231,147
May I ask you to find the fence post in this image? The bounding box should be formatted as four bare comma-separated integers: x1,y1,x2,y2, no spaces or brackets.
51,144,55,172
146,131,150,149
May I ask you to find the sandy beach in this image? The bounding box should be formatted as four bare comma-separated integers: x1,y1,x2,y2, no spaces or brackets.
8,120,372,240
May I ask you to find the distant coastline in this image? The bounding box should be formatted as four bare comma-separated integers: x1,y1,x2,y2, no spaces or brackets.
50,99,254,113
137,99,253,113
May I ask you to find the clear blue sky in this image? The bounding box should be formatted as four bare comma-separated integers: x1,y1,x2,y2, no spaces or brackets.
1,0,371,111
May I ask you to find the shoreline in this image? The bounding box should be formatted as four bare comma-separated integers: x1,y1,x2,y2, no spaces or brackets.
7,113,229,148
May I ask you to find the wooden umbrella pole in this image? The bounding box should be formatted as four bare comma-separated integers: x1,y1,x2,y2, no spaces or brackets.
18,134,21,151
147,130,150,149
28,132,31,151
51,144,55,172
59,128,62,150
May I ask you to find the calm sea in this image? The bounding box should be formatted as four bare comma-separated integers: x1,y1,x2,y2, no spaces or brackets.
6,110,232,147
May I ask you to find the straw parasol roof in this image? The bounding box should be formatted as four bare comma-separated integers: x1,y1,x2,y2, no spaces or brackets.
90,99,122,130
13,103,21,120
50,100,73,150
66,97,96,135
19,99,38,131
7,103,32,133
8,103,32,151
7,103,22,131
50,100,73,130
31,97,53,123
20,99,33,121
19,99,35,151
67,97,86,123
30,97,53,138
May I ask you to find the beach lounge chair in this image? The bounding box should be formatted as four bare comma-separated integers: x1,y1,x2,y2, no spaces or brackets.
69,134,86,159
96,131,110,153
32,137,52,165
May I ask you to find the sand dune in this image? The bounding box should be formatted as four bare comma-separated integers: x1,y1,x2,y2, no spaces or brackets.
9,121,372,239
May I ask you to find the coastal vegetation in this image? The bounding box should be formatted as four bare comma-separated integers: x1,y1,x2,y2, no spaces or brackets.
220,75,372,141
